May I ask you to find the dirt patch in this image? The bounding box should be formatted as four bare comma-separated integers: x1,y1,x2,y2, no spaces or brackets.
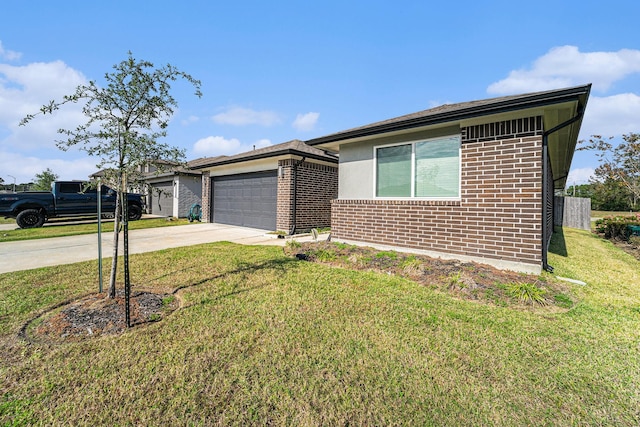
25,290,179,344
609,239,640,262
285,241,574,309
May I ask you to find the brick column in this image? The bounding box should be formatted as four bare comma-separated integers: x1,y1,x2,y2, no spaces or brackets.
201,170,211,223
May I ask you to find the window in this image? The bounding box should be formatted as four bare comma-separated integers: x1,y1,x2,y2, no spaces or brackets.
59,182,83,194
375,135,460,198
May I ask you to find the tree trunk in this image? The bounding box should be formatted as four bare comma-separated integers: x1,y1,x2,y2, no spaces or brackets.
108,193,121,298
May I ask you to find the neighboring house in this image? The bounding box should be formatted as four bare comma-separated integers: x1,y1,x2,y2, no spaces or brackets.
306,85,592,274
144,161,202,218
90,161,203,218
190,139,338,232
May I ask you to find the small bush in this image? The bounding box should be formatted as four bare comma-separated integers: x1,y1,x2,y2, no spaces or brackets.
286,240,302,250
312,249,336,262
506,282,548,306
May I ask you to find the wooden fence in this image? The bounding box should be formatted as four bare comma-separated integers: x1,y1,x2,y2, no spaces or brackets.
554,196,591,231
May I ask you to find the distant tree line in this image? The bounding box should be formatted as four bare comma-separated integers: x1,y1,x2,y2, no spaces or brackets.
1,168,59,192
565,182,636,211
0,180,34,192
572,132,640,212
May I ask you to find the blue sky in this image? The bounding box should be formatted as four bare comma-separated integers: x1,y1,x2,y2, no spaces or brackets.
1,0,639,185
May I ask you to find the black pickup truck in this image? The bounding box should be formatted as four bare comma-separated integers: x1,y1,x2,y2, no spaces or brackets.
0,181,145,228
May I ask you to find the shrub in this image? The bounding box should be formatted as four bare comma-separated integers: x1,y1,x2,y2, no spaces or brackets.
310,248,336,262
506,282,548,306
286,239,302,250
594,214,640,240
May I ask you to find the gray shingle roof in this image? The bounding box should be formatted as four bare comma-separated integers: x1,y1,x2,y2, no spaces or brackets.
188,139,337,169
306,85,592,146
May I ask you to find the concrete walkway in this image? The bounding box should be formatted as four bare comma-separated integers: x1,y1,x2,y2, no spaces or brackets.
0,223,303,274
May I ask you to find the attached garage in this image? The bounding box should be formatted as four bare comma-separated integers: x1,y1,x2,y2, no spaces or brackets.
211,171,277,230
190,139,338,233
149,181,174,216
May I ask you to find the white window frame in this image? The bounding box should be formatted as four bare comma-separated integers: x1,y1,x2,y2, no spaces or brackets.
373,135,461,200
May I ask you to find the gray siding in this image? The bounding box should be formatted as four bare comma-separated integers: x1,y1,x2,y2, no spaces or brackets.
177,175,202,217
338,125,459,199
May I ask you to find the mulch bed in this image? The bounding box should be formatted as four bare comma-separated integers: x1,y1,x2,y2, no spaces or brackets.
285,241,573,308
609,238,640,262
25,241,579,344
29,290,179,344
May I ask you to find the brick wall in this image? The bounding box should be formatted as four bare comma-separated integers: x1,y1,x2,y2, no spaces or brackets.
331,117,544,271
277,159,338,233
201,170,211,222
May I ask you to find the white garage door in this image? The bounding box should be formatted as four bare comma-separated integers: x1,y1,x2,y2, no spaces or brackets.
150,181,174,216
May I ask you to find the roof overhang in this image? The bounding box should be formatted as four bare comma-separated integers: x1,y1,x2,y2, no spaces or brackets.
190,147,338,170
307,85,591,189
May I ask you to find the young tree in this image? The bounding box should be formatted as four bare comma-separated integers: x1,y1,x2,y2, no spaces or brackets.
578,133,640,210
32,168,59,191
21,52,202,297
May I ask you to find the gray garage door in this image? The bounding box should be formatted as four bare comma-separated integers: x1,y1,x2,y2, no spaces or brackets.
150,181,174,216
212,171,277,230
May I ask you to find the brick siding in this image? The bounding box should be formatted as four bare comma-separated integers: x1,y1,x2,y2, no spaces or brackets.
201,170,211,222
277,160,338,233
332,117,544,270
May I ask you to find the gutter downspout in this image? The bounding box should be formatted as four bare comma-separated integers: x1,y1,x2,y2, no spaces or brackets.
288,157,306,235
541,108,585,272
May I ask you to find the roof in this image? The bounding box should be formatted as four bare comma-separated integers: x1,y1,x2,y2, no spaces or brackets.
307,85,591,146
189,139,338,170
306,85,592,190
90,161,202,180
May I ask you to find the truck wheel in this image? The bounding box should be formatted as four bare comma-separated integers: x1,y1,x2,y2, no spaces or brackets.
127,205,142,221
16,209,46,228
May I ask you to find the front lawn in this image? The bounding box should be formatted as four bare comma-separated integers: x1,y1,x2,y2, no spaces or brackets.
0,229,639,425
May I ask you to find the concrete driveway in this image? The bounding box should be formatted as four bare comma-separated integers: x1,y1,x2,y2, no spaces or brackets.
0,223,297,274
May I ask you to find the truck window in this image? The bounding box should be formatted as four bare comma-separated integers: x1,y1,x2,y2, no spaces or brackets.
59,183,83,194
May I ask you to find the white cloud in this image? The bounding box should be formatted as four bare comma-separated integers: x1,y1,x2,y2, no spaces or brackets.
567,167,595,185
181,115,199,126
0,41,21,61
193,136,241,155
254,139,273,149
580,93,640,138
487,46,640,142
292,112,319,131
488,46,640,95
0,151,98,184
212,107,282,126
192,136,273,157
0,60,88,150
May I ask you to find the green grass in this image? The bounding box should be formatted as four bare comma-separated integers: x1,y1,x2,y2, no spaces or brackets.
0,217,194,242
1,230,639,425
591,210,638,219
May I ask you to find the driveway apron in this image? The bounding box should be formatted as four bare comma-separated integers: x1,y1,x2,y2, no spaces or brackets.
0,223,288,274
